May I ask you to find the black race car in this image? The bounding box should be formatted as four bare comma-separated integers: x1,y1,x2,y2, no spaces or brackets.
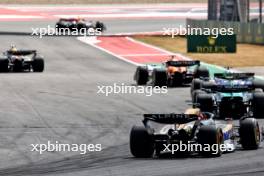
130,108,264,158
0,49,44,72
56,18,106,33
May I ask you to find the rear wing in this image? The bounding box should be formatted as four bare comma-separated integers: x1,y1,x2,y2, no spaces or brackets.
214,72,255,80
59,18,78,22
210,84,254,92
7,50,37,56
166,60,200,67
143,114,199,125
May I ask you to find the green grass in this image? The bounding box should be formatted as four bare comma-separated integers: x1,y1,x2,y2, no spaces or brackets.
133,36,264,67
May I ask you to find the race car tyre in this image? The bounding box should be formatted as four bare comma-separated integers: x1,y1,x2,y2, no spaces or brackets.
13,60,23,72
171,72,183,87
0,59,9,72
152,69,167,87
55,23,62,29
134,66,148,85
95,21,106,32
252,93,264,118
239,118,260,150
77,23,86,31
191,78,203,94
130,126,154,158
32,58,44,72
55,23,66,34
254,89,263,93
202,81,216,90
192,90,206,104
196,94,214,112
197,126,223,157
193,66,209,79
253,79,264,92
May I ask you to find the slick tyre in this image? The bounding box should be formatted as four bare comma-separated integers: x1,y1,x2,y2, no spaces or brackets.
196,94,214,112
191,78,203,95
240,118,260,150
32,58,44,72
0,59,9,72
197,126,223,157
55,23,63,30
95,21,106,32
152,69,167,87
171,72,183,87
192,90,205,104
13,60,23,72
252,93,264,118
202,81,216,90
193,66,209,79
135,66,148,85
130,126,154,158
253,79,264,92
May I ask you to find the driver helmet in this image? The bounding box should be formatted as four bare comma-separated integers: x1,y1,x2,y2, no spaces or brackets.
169,55,177,61
10,45,17,52
166,55,177,66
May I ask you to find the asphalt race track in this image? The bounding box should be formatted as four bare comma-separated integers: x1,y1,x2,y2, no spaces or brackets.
0,5,264,176
0,18,185,34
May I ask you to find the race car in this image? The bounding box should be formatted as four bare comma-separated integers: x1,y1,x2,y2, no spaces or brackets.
192,72,264,119
191,72,264,104
56,18,106,32
134,58,209,87
130,108,263,158
0,46,44,72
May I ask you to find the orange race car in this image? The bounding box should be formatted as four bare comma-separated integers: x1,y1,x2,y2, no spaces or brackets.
134,56,209,87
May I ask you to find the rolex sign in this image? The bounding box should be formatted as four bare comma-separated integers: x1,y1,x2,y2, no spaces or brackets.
187,35,236,53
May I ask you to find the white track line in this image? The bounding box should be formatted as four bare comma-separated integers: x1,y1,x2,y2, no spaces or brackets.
119,53,171,57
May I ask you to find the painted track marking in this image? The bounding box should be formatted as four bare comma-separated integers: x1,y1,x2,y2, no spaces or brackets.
78,36,190,65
